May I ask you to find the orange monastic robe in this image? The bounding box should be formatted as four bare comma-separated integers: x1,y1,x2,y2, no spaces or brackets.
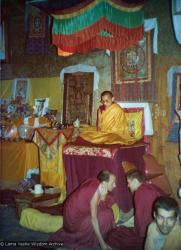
80,103,138,145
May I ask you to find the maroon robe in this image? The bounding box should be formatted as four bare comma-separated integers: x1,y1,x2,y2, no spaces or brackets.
50,178,115,248
106,182,165,250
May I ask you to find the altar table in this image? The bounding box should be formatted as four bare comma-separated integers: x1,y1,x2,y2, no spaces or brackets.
63,142,147,212
0,140,39,183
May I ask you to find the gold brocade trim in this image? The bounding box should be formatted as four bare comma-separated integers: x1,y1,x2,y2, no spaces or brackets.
39,145,67,201
34,127,73,145
108,0,143,12
52,0,99,19
52,0,143,20
63,144,118,158
34,131,67,160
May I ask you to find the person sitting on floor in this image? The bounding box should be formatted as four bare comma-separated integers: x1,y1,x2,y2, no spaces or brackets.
145,196,181,250
79,90,141,145
106,169,165,250
50,170,116,250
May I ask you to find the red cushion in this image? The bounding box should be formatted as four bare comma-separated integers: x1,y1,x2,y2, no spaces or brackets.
148,174,172,195
143,154,164,178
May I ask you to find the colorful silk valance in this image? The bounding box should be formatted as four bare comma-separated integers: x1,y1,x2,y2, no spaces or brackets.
27,0,144,55
52,0,144,53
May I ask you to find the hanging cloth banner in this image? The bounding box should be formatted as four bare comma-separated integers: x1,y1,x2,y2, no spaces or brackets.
52,18,143,47
56,28,143,53
52,1,143,31
26,6,49,54
50,0,144,53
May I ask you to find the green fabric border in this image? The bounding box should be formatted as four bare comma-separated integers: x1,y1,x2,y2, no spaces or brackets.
52,1,143,35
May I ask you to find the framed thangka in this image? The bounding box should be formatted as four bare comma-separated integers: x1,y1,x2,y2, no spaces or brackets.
13,78,30,103
29,8,46,38
111,31,155,102
26,6,49,54
168,73,181,142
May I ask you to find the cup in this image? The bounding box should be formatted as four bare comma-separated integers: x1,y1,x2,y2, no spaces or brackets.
34,184,43,194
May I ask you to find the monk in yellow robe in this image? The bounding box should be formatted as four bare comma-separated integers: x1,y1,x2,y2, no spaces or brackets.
80,91,140,145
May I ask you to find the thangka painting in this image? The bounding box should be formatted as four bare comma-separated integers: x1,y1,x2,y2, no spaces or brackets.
168,73,181,142
26,6,49,54
111,31,155,101
29,8,46,38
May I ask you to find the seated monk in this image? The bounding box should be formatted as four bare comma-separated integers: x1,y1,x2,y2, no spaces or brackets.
50,170,116,250
106,169,165,250
79,90,141,145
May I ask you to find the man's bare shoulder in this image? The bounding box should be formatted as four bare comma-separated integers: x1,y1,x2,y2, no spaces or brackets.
147,221,157,234
172,220,181,233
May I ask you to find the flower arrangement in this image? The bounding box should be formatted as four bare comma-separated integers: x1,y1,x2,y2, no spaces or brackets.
0,97,34,140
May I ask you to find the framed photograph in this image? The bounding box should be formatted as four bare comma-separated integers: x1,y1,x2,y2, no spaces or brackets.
13,78,30,103
34,98,49,116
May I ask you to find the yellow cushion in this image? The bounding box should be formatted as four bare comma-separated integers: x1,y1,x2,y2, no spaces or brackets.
20,208,63,233
124,109,144,140
79,126,96,133
111,203,120,224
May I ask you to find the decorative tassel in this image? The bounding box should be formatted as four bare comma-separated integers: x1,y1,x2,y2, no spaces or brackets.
134,64,138,99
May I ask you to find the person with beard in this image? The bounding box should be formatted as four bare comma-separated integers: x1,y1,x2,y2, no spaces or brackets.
145,196,181,250
106,169,165,250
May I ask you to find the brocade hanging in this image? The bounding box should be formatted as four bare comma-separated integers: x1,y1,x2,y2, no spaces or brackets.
50,0,144,53
26,6,49,55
